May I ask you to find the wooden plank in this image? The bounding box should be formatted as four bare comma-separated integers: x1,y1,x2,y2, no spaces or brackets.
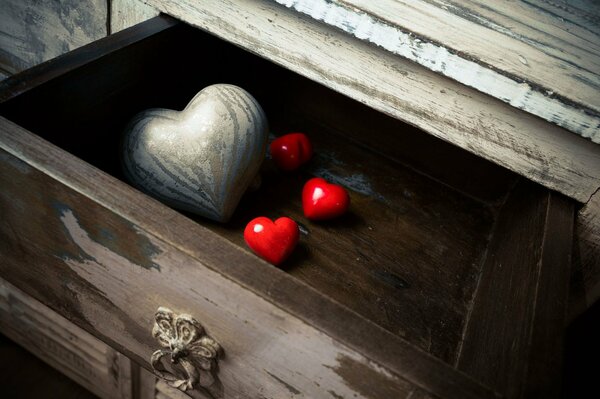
0,118,499,399
0,278,132,399
0,0,107,74
118,351,134,399
144,0,600,204
0,280,111,368
523,192,574,397
457,181,574,398
111,0,160,33
274,0,600,141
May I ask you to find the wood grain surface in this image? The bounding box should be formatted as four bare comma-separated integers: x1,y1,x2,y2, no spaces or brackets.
111,0,159,33
0,0,107,75
0,278,132,399
457,182,574,398
275,0,600,141
207,111,497,364
143,0,600,205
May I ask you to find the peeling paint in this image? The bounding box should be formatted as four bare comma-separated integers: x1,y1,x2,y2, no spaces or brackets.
0,0,107,72
325,354,412,398
54,202,161,271
311,152,387,202
53,202,98,264
518,54,529,66
275,0,600,142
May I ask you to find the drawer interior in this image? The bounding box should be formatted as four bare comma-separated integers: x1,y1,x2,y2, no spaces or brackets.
0,21,520,365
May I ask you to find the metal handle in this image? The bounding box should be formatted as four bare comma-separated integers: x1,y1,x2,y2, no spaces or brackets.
151,307,223,397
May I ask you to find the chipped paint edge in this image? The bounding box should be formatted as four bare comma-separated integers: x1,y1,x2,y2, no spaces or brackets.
275,0,600,143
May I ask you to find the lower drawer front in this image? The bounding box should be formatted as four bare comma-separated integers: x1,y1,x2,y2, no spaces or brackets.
0,278,132,399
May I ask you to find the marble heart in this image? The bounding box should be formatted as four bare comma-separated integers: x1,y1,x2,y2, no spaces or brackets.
121,84,268,222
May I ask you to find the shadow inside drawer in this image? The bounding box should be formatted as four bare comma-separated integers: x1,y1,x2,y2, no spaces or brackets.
0,20,520,366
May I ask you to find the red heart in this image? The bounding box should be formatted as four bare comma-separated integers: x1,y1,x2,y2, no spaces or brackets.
302,177,350,220
244,217,299,265
269,133,313,171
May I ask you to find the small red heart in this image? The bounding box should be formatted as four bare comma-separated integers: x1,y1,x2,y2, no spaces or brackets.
270,133,313,171
244,217,299,265
302,177,350,220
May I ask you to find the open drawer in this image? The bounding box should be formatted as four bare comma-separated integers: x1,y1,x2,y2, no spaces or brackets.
0,16,574,399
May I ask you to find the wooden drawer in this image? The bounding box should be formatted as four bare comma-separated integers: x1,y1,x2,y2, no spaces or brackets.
0,16,574,399
0,278,132,399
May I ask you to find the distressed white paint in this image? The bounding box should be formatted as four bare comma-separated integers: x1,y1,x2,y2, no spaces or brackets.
58,207,413,399
275,0,600,142
141,1,600,202
111,0,159,33
0,0,107,73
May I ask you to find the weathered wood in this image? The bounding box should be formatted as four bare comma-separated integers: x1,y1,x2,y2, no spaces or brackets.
0,119,498,398
0,0,106,74
457,182,574,398
111,0,159,33
276,73,518,205
139,368,201,399
274,0,600,141
0,13,578,397
207,122,497,364
0,278,132,399
144,0,600,204
0,17,512,365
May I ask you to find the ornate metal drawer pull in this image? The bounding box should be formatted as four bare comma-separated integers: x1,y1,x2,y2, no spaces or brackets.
151,307,223,397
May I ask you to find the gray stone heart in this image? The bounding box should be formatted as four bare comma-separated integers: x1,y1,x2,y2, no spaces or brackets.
121,84,268,222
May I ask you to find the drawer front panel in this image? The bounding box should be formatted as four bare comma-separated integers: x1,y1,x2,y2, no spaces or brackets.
0,131,439,399
0,278,132,399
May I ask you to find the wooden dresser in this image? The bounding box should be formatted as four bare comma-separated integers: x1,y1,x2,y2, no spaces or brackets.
0,1,598,398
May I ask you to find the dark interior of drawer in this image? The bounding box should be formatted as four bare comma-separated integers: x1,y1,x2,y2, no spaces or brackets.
0,20,520,365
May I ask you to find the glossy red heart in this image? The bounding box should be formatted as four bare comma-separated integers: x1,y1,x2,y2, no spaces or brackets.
244,217,299,265
302,177,350,220
269,133,313,171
